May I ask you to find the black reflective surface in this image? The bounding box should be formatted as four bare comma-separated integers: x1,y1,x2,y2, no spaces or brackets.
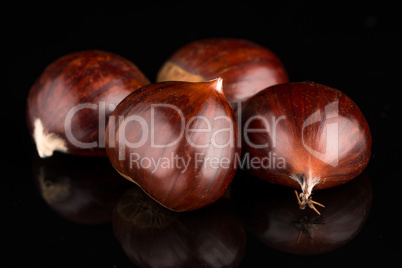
113,186,246,268
5,2,401,267
232,170,372,255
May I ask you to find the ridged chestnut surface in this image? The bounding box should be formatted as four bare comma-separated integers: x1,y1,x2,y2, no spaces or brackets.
240,82,371,212
106,79,240,212
157,38,288,109
26,50,150,157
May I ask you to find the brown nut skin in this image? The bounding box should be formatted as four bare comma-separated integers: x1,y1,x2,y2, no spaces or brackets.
105,79,241,212
157,38,289,110
26,50,150,158
240,82,371,211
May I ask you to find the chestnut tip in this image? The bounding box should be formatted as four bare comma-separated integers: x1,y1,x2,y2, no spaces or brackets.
209,77,224,95
294,190,325,215
33,118,67,158
290,172,324,214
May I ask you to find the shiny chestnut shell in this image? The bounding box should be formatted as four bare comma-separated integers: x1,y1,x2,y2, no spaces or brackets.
157,38,288,109
105,79,240,212
26,50,150,157
240,82,371,208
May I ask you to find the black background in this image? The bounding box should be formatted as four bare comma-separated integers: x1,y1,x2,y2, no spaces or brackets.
4,1,401,267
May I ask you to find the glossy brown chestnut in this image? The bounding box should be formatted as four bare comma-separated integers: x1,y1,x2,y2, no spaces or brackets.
157,38,288,109
26,50,150,158
32,153,131,224
113,186,246,267
105,79,240,212
240,82,371,212
232,170,372,255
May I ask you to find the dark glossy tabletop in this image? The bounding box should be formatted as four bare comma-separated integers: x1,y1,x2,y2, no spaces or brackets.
4,2,401,267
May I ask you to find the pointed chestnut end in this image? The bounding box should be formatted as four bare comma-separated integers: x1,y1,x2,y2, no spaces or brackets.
294,189,325,215
33,118,68,158
208,77,224,95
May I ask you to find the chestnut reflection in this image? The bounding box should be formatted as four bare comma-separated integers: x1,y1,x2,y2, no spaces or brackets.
32,153,131,224
231,170,372,255
113,186,246,268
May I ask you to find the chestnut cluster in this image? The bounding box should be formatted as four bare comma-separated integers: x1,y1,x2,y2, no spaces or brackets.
26,38,371,217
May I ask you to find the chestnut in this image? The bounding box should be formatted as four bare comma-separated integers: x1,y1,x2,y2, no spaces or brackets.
105,79,240,212
32,153,131,224
240,82,371,213
113,186,246,267
26,50,150,158
231,170,372,255
157,38,288,110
